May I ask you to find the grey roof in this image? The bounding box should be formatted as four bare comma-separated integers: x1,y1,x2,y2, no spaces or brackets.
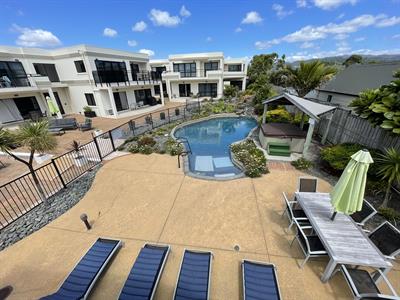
263,93,336,120
318,62,400,95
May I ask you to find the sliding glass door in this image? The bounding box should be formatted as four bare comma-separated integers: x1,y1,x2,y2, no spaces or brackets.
179,84,191,97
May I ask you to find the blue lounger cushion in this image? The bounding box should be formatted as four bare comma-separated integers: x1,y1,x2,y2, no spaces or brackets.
174,250,212,300
242,260,281,300
41,238,122,300
118,244,170,300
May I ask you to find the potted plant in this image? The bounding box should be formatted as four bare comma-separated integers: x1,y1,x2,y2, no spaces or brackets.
70,140,86,167
83,106,96,118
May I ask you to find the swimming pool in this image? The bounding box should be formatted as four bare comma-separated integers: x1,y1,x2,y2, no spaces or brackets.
173,116,258,178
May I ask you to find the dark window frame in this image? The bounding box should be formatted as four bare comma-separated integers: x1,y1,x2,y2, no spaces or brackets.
74,60,86,73
228,64,242,72
179,84,191,97
85,93,96,106
0,60,29,87
33,63,60,82
173,63,196,77
198,83,218,97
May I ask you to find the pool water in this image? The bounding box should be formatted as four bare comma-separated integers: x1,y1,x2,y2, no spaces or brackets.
174,117,258,178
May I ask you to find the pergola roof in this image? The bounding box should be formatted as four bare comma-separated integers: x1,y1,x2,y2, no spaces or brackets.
262,93,336,120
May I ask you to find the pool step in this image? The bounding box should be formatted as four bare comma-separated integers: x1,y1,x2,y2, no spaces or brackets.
268,143,291,157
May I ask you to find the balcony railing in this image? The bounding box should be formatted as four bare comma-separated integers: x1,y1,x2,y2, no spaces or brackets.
92,70,161,87
0,75,31,89
165,68,222,78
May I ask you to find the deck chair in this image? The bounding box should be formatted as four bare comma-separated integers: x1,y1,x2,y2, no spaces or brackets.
242,260,282,300
41,238,122,300
118,244,170,300
298,176,318,193
173,249,213,300
350,199,377,227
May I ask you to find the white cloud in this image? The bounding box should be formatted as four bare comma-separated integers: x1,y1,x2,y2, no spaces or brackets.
132,21,147,32
180,5,191,18
297,0,308,7
272,4,294,19
149,9,181,27
12,24,61,47
336,40,351,52
139,49,155,56
334,33,349,40
127,40,137,47
337,13,345,19
235,27,243,33
206,36,213,42
103,27,117,37
393,34,400,39
254,14,396,49
300,41,315,48
255,39,280,49
242,11,263,24
375,16,400,27
313,0,358,10
354,36,365,42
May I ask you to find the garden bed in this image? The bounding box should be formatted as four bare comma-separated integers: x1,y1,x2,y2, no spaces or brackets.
231,139,269,177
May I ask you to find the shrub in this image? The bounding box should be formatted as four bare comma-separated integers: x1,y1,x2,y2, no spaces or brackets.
137,136,156,147
365,179,386,196
266,107,292,123
165,138,183,156
224,85,239,98
231,139,268,177
291,158,313,170
127,144,153,154
320,143,381,177
378,207,400,224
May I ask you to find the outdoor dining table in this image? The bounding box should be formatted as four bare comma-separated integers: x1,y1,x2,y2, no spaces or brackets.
295,192,392,283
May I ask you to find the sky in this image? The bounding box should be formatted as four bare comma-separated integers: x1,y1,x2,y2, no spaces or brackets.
0,0,399,61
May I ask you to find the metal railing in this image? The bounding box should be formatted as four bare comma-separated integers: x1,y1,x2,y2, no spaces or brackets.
165,68,222,78
92,70,161,87
0,74,31,88
0,100,202,230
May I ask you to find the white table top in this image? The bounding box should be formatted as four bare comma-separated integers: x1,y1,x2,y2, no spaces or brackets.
295,192,392,269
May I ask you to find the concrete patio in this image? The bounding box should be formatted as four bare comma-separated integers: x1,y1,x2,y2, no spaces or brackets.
0,154,398,299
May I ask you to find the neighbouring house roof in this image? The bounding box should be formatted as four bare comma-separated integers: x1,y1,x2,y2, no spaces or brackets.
263,93,336,120
317,62,400,96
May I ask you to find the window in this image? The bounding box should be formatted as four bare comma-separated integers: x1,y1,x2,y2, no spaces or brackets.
228,64,242,72
204,61,219,76
173,63,196,77
113,92,129,111
327,95,333,102
33,63,60,82
74,60,86,73
0,61,29,87
94,60,128,83
85,93,96,106
179,84,191,97
154,85,161,95
134,89,154,106
198,83,217,97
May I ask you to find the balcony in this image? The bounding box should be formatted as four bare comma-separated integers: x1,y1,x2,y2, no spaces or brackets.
163,68,223,80
0,75,31,89
92,70,161,87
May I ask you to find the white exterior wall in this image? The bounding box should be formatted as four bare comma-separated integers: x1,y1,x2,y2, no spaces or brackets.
311,90,357,107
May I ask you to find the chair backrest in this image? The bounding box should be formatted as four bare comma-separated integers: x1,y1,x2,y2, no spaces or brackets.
350,200,377,225
298,177,317,193
282,192,294,221
293,219,311,254
369,221,400,258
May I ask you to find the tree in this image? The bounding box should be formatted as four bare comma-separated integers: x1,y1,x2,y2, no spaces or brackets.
350,70,400,134
343,54,363,67
224,85,239,99
0,121,57,200
247,53,286,84
282,60,337,97
376,148,400,208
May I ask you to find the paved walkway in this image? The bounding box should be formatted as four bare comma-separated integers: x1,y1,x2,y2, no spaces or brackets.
0,154,398,299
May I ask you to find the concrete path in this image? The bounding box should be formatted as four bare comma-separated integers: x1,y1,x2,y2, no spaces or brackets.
0,154,398,299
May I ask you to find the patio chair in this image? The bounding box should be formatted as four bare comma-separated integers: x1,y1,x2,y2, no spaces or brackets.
118,244,170,300
242,260,281,300
350,199,377,227
41,238,122,300
173,249,213,300
368,221,400,260
297,176,318,193
79,118,92,131
281,192,309,231
340,265,399,300
290,219,327,268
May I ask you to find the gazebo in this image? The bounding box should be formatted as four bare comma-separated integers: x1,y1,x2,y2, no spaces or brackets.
260,93,336,158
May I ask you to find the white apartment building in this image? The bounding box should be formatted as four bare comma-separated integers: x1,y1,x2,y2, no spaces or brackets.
150,52,247,101
0,45,164,125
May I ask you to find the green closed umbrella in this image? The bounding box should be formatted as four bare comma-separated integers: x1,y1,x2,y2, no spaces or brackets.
330,149,373,220
46,96,59,115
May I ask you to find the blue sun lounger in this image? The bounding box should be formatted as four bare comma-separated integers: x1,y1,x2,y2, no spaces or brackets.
41,238,122,300
118,244,170,300
173,249,213,300
242,260,281,300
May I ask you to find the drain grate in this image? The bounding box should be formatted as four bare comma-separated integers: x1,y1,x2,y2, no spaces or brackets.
234,245,240,252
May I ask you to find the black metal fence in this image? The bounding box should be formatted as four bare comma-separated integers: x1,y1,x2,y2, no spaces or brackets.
92,70,162,87
0,100,201,230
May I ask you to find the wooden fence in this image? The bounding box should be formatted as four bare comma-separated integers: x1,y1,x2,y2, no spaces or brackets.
316,107,400,151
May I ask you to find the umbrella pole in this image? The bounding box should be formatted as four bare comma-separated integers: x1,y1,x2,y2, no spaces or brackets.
330,211,337,221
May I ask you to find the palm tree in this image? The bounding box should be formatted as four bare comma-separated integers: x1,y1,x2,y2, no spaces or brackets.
376,147,400,208
284,60,337,98
0,121,57,200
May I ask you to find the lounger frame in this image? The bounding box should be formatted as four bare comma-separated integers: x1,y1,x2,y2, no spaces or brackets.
241,259,282,300
173,248,214,300
47,237,122,300
117,243,170,300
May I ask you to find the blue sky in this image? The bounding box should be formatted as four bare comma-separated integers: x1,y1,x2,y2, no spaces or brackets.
0,0,399,61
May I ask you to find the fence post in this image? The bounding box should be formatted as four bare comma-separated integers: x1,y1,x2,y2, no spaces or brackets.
167,108,171,123
93,136,103,161
150,113,154,129
51,158,67,189
109,130,116,151
128,120,135,136
197,99,201,112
